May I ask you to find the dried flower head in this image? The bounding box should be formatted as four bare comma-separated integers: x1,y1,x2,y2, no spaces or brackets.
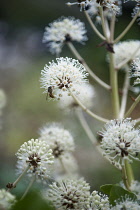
57,83,95,110
45,178,90,209
39,124,75,158
85,190,109,209
16,139,54,181
40,57,88,100
100,118,140,168
131,58,140,85
113,40,140,69
111,197,140,209
43,17,87,54
0,189,16,209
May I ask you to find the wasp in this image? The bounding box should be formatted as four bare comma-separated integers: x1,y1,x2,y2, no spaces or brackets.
46,86,55,100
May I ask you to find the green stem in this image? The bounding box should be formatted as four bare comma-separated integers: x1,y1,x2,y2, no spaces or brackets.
122,161,130,191
125,94,140,117
99,7,109,41
114,10,140,43
109,53,120,118
7,165,30,192
70,91,109,123
21,175,36,200
67,42,111,90
125,160,134,186
84,11,106,40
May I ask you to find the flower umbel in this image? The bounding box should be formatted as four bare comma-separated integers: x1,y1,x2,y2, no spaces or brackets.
45,178,90,209
40,57,88,100
0,189,16,210
16,139,54,181
39,123,75,158
131,58,140,85
111,197,140,209
100,118,140,168
43,17,87,54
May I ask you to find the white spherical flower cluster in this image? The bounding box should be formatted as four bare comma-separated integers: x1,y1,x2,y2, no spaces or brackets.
111,197,140,210
16,139,54,181
40,57,88,100
43,17,87,54
57,83,95,111
130,180,140,200
100,118,140,167
0,189,16,210
39,124,75,158
86,190,109,210
131,58,140,85
113,40,140,69
45,178,90,209
103,0,122,14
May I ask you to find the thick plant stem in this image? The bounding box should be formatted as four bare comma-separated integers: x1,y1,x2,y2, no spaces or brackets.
21,176,36,200
109,53,120,118
67,42,111,90
70,91,109,123
84,11,106,40
125,160,134,187
125,94,140,117
119,70,130,119
122,161,130,191
7,165,30,192
114,10,140,43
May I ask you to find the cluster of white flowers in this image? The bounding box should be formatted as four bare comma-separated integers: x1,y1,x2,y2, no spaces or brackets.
16,139,54,181
103,0,122,14
111,197,140,209
40,57,88,100
67,0,92,11
57,83,95,111
0,89,6,116
130,180,140,200
112,40,140,69
0,189,16,210
39,123,75,158
43,17,87,54
45,178,90,209
100,118,140,167
131,58,140,85
86,190,110,209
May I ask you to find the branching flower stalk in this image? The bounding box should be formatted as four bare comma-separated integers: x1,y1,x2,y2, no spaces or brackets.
21,175,36,200
125,94,140,118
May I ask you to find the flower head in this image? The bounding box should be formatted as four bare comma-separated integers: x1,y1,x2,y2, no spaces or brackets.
57,83,95,110
16,139,54,181
131,58,140,85
130,180,140,200
40,57,88,100
113,40,140,69
43,17,87,54
39,123,75,158
44,178,90,209
100,118,140,168
0,189,16,210
111,197,140,209
86,190,109,210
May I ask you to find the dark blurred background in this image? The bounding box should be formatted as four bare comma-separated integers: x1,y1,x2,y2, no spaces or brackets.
0,0,140,195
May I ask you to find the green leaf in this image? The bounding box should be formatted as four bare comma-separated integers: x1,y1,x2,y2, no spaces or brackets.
12,191,54,210
101,184,137,206
109,185,137,206
100,184,113,195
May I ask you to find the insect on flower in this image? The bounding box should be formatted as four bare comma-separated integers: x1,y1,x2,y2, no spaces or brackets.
46,86,55,100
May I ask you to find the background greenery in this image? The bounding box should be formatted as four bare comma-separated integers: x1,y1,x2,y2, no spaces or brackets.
0,0,139,199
